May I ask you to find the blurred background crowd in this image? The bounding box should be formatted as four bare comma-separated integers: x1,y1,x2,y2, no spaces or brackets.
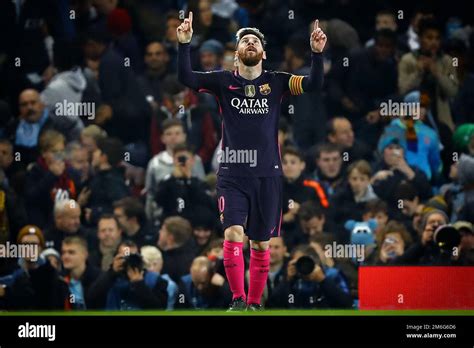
0,0,473,311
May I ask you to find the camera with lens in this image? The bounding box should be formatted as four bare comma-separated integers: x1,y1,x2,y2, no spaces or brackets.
177,155,188,166
122,253,144,273
434,225,461,254
295,248,322,277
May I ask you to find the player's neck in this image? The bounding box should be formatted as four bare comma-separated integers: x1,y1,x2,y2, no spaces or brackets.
238,63,262,81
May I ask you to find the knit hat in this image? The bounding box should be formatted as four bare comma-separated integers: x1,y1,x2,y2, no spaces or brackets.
453,221,473,235
17,225,45,248
199,39,224,56
453,124,474,153
423,195,449,215
457,154,474,186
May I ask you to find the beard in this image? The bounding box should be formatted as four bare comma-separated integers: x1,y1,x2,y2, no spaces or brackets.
238,48,263,67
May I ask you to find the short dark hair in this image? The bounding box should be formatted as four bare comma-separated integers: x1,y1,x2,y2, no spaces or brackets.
236,27,266,48
315,143,342,159
418,17,441,37
364,199,389,216
98,213,121,230
162,75,186,96
173,142,194,155
97,137,124,167
397,181,419,201
282,146,304,162
113,197,145,223
162,118,184,132
298,201,325,222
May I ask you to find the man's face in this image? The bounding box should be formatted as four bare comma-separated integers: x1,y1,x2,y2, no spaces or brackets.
144,42,169,71
301,216,325,236
161,126,186,149
282,154,305,181
70,148,90,177
97,218,122,248
81,135,98,156
383,144,404,167
42,141,65,163
420,29,441,55
200,51,220,71
269,237,287,266
423,213,447,242
374,37,395,61
91,148,103,168
61,243,87,270
402,197,419,216
412,204,425,232
329,119,354,148
199,0,213,27
316,151,342,178
193,228,212,246
0,143,13,169
55,205,81,234
19,90,44,123
237,34,265,67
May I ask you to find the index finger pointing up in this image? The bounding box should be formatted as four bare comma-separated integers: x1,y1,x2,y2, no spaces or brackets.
314,19,319,31
189,11,193,24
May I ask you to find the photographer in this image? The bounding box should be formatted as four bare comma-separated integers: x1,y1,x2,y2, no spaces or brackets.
176,256,232,309
394,209,461,265
89,240,168,310
155,143,215,222
267,245,353,309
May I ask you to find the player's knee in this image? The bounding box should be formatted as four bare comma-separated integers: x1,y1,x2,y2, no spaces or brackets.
224,225,244,242
250,240,269,251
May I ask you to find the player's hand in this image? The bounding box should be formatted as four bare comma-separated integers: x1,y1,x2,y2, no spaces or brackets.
177,12,193,44
310,19,327,53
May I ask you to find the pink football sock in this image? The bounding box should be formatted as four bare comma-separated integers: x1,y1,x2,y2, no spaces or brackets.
223,240,246,301
247,248,270,305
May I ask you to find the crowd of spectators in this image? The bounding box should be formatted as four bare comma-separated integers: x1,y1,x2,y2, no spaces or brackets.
0,0,473,311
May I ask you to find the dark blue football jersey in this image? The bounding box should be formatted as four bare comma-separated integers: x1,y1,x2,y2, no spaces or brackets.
178,43,323,177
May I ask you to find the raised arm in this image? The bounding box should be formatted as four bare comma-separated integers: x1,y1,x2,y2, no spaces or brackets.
177,12,221,92
289,19,326,94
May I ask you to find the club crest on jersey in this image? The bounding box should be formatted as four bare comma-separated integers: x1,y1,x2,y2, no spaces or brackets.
244,85,256,98
259,83,271,95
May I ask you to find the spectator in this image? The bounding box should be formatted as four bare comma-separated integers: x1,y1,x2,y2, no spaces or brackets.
266,237,289,301
327,117,373,162
376,220,413,264
330,160,378,243
146,119,206,224
24,130,78,228
113,197,154,247
141,245,178,310
158,216,195,283
45,199,89,252
361,199,390,236
267,245,353,309
453,221,474,265
0,225,62,310
281,147,329,234
372,138,432,209
85,137,129,224
14,89,83,166
89,214,123,272
65,142,90,188
80,125,107,159
310,143,345,196
398,17,458,132
82,30,151,145
60,235,102,309
176,256,232,309
138,41,171,108
188,207,218,256
154,143,214,222
377,91,443,181
187,0,232,45
0,139,24,195
199,39,224,71
456,154,474,223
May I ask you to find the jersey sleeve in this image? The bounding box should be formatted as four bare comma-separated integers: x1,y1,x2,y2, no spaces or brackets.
178,43,223,94
278,52,324,95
